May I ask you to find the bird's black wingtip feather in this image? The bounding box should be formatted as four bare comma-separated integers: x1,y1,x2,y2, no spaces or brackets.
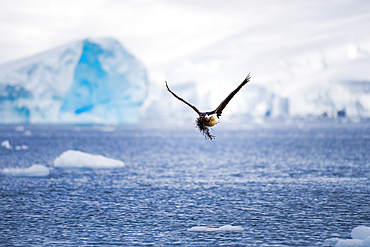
245,72,251,81
165,81,171,92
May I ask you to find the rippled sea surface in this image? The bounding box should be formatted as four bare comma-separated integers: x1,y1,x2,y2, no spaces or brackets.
1,122,370,246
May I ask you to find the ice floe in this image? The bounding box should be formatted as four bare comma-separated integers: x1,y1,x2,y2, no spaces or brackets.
323,226,370,247
54,150,125,169
23,130,32,136
188,225,244,232
2,164,50,177
14,126,25,131
14,126,32,135
1,140,29,151
93,126,116,132
15,145,29,150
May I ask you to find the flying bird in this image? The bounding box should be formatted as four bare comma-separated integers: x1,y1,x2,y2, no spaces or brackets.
165,72,251,140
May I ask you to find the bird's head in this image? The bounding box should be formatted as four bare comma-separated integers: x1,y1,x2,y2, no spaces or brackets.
197,114,208,128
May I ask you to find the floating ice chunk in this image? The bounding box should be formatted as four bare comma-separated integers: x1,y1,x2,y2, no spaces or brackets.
189,226,207,232
93,126,116,132
2,141,28,151
323,226,370,247
23,130,32,136
54,150,125,169
332,239,365,247
1,140,12,150
2,164,49,177
208,225,244,231
363,237,370,246
15,145,29,150
15,126,25,131
188,225,244,232
323,238,341,246
352,226,370,240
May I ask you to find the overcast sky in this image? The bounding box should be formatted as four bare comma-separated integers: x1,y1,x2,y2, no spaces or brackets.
1,0,370,85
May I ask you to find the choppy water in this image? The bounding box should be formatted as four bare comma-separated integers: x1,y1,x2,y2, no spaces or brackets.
1,122,370,246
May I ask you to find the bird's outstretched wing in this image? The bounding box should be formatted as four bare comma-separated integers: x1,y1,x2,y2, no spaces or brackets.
214,73,251,117
165,81,201,115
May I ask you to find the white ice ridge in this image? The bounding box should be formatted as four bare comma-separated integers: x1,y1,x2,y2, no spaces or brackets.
54,150,125,169
323,226,370,247
2,164,49,177
188,225,244,232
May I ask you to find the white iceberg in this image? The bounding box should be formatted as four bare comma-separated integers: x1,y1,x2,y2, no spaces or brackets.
323,226,370,247
54,150,125,169
188,225,244,232
2,164,49,177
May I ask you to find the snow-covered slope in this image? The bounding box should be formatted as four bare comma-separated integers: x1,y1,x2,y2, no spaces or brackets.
0,38,147,124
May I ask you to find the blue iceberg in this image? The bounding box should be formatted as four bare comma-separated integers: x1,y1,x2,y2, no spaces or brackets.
0,38,147,124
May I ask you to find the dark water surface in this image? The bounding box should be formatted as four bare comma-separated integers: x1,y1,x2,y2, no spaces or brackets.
1,123,370,246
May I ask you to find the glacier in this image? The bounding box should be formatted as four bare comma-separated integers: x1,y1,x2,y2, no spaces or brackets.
0,38,147,124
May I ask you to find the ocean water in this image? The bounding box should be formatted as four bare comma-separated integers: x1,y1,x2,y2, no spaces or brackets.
1,122,370,246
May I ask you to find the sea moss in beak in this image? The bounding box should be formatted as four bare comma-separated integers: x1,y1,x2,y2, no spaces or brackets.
195,116,215,140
